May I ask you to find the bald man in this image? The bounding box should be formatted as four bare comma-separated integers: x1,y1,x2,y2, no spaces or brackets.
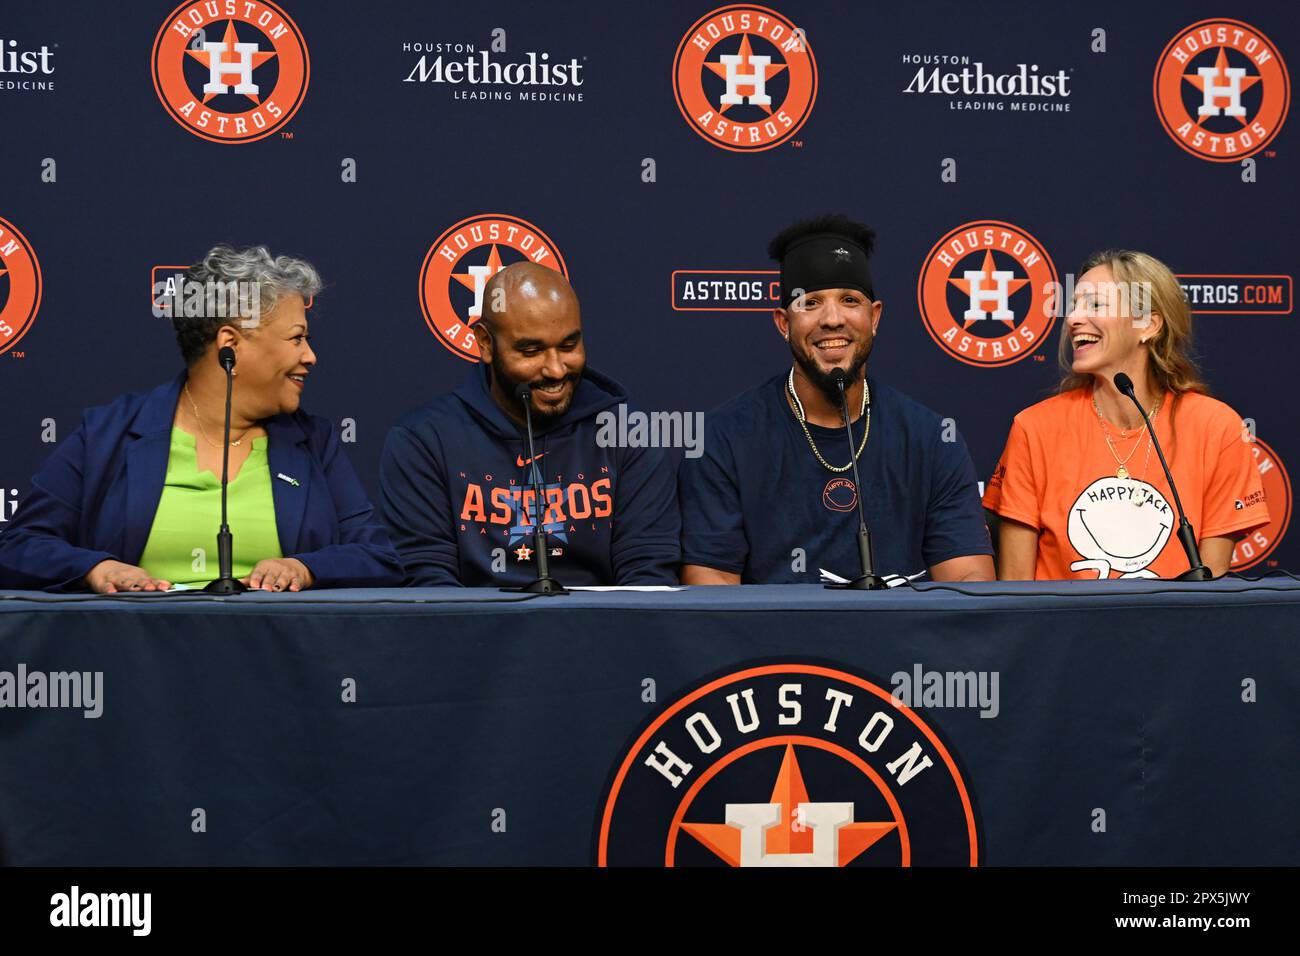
379,262,680,587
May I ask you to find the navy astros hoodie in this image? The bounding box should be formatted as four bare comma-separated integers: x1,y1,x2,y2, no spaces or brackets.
379,364,680,587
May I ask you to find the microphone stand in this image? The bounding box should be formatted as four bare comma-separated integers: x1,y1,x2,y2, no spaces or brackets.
501,384,568,596
825,371,887,590
1115,373,1214,581
204,347,248,594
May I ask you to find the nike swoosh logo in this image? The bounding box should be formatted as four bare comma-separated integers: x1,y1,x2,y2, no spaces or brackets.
517,452,548,467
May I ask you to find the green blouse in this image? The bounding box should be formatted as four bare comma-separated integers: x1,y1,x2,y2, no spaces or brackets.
139,428,282,587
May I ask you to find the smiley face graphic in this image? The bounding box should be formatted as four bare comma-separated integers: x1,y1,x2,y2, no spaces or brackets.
1067,477,1173,578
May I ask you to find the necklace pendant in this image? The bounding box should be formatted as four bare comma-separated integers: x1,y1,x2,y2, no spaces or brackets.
1116,465,1129,480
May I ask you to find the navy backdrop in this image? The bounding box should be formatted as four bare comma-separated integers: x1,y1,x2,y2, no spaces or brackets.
1,0,1295,570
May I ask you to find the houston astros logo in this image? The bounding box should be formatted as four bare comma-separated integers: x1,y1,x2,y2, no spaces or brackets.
419,214,568,362
1232,437,1291,570
1154,19,1289,162
0,216,42,357
597,663,979,866
672,5,817,152
152,0,309,144
917,220,1058,368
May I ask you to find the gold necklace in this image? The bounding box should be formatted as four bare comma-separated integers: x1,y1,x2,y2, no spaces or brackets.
786,367,869,474
1092,391,1160,480
184,382,246,449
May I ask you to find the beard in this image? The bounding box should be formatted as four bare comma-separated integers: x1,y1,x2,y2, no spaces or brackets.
791,336,873,405
490,351,579,421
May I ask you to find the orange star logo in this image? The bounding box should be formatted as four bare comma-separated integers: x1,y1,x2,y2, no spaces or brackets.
947,250,1030,330
1183,47,1260,126
452,243,505,320
682,744,896,867
186,19,278,105
704,34,786,114
514,544,533,561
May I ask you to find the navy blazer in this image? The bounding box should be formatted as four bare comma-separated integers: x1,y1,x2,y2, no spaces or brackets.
0,371,403,591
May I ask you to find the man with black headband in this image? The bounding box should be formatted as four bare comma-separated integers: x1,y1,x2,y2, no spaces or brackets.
379,262,680,586
678,215,994,584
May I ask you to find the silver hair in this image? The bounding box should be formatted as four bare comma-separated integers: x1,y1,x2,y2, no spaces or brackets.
173,244,322,364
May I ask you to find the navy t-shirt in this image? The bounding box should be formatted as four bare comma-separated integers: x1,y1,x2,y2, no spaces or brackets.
678,373,992,583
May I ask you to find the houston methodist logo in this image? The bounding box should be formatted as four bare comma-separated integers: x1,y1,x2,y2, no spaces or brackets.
0,216,42,356
152,0,309,144
419,214,567,362
1232,437,1291,571
917,220,1058,368
597,663,979,866
1154,19,1290,162
672,5,817,152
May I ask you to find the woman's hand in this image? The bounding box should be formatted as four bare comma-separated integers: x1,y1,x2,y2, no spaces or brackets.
996,518,1040,580
1198,536,1234,578
85,560,172,593
242,558,314,592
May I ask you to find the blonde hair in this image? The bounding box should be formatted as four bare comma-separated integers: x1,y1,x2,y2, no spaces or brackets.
1058,249,1208,397
1059,249,1209,461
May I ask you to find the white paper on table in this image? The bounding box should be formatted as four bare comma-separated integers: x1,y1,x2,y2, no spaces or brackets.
818,568,851,584
109,582,199,595
818,568,927,588
567,586,684,592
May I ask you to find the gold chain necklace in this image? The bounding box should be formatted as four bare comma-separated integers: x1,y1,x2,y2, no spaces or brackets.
184,382,246,449
1092,391,1160,480
786,368,869,473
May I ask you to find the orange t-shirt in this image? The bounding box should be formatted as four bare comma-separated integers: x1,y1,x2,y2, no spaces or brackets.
983,387,1269,579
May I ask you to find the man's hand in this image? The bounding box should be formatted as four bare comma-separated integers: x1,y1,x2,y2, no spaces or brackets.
680,564,742,585
84,560,172,593
930,554,996,583
242,558,314,592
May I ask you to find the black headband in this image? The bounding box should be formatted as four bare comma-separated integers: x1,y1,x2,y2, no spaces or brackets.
778,233,874,307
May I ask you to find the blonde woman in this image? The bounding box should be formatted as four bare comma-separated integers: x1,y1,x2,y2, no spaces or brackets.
984,249,1267,580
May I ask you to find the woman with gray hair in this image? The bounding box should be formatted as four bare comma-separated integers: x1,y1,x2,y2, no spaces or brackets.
0,244,402,592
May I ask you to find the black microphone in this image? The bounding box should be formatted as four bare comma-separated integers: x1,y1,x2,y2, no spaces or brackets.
500,382,568,596
1113,372,1213,581
825,367,887,591
203,346,248,594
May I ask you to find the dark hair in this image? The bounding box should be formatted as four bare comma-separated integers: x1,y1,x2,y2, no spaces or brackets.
767,214,877,261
